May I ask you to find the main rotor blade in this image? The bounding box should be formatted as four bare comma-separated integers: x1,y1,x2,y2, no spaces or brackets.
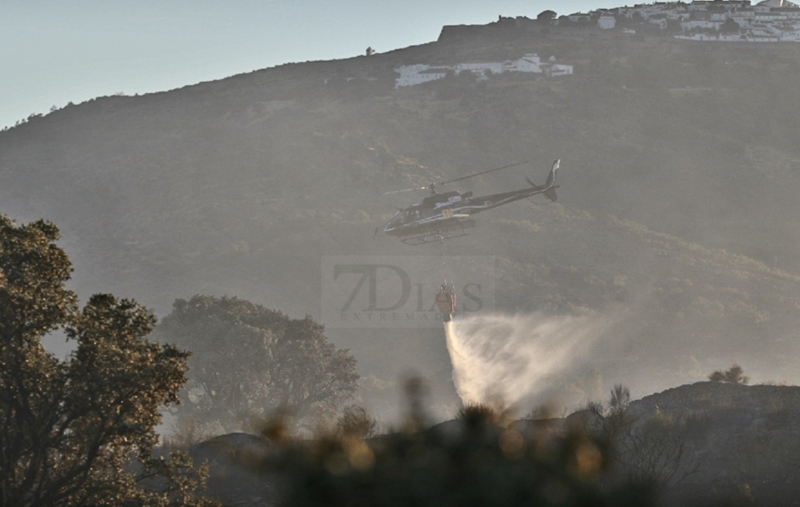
384,161,528,195
438,161,529,187
383,186,428,195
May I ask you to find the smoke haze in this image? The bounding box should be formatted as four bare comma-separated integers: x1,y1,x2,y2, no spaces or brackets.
5,23,800,424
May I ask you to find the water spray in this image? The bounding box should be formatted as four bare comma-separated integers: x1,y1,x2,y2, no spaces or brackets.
443,312,619,412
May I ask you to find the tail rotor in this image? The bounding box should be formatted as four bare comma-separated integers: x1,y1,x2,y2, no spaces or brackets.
526,159,560,202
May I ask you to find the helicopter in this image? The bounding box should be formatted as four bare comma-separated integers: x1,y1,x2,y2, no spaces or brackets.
376,159,560,245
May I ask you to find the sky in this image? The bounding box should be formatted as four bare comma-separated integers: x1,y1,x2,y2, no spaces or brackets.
2,1,618,130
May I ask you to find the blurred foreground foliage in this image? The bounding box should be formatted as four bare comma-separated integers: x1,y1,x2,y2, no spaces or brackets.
0,215,215,507
261,381,658,507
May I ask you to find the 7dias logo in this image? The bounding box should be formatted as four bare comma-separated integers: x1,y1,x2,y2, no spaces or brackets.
321,256,495,328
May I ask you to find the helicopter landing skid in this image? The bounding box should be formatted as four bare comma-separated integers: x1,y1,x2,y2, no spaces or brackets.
400,219,476,246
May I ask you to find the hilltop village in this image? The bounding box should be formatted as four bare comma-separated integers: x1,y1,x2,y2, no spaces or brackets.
394,1,800,89
570,0,800,42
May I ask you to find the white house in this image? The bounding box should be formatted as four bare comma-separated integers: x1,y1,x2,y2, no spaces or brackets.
504,54,542,73
598,15,617,29
394,65,449,88
568,13,592,22
688,1,713,11
718,33,746,40
779,29,800,39
682,20,723,30
546,64,574,77
454,62,504,75
732,10,757,25
675,33,719,40
394,53,573,88
647,15,669,29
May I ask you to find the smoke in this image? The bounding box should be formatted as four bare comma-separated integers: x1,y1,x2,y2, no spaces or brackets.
444,312,622,412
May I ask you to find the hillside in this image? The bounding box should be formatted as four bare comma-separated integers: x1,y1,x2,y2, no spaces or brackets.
3,24,800,418
514,381,800,505
627,381,800,506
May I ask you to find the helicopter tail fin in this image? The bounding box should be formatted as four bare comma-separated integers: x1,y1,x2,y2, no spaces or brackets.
525,159,560,202
542,159,559,201
545,159,559,188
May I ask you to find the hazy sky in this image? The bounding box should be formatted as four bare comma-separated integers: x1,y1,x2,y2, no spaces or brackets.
2,1,617,129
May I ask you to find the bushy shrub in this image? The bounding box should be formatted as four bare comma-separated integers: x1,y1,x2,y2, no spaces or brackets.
708,364,750,385
336,405,377,439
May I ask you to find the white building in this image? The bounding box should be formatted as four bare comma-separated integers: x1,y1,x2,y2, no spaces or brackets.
647,15,669,28
454,62,504,75
394,65,449,88
681,20,723,30
546,64,574,77
568,13,592,22
598,15,617,29
394,53,572,88
688,1,713,11
504,54,542,73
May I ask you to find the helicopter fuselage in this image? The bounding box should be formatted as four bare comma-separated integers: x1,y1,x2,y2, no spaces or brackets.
382,187,545,238
379,159,560,244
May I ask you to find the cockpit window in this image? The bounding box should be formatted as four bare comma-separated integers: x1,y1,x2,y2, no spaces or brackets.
388,212,404,228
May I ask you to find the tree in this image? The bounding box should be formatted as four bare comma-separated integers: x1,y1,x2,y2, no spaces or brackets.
719,17,741,35
708,364,749,384
588,385,635,444
156,295,359,433
335,405,377,439
365,46,375,57
587,384,698,494
0,215,213,507
609,383,631,414
537,10,557,21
